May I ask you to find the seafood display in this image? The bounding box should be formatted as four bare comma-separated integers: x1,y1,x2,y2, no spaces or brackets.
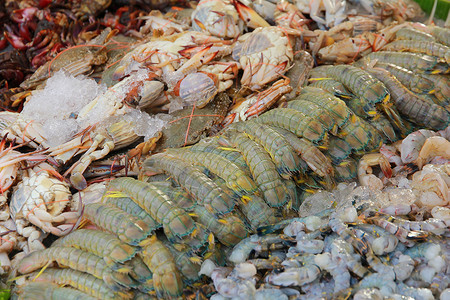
0,0,449,299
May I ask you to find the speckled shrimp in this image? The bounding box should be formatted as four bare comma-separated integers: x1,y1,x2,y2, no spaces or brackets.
308,78,353,99
256,108,327,143
329,210,393,278
230,121,302,175
144,153,235,215
189,139,250,174
354,273,397,296
26,267,132,300
366,67,449,130
163,241,201,284
141,235,183,299
193,204,249,247
52,229,138,268
336,115,373,151
395,27,435,42
16,247,136,291
298,87,352,127
83,203,152,246
102,193,160,231
373,62,435,94
363,211,426,244
315,65,389,106
212,176,278,230
165,147,258,195
107,177,207,248
286,100,336,133
16,282,96,300
329,238,368,279
419,73,450,107
429,26,450,46
225,132,293,208
270,127,334,185
390,217,447,234
363,51,441,73
382,40,450,64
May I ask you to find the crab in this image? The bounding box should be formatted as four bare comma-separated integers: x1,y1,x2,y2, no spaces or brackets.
0,111,50,150
112,31,228,83
139,12,190,37
173,60,240,108
47,117,145,190
192,0,244,39
222,78,292,126
274,0,310,31
234,26,307,91
9,163,77,253
296,0,347,29
20,28,113,90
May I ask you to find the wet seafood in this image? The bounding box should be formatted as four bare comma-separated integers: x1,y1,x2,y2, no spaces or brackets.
2,4,450,299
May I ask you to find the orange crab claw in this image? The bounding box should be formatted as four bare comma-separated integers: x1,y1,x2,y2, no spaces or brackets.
221,113,237,128
194,18,207,31
232,0,270,28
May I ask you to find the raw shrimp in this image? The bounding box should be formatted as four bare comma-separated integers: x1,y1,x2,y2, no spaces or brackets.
16,282,96,300
230,121,302,175
222,132,293,208
144,153,235,215
141,235,183,299
382,40,450,64
107,177,207,248
52,229,138,267
255,108,327,143
165,148,257,195
16,247,135,291
229,234,295,264
83,203,152,246
26,267,132,299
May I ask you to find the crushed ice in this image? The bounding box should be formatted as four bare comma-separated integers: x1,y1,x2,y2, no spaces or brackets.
22,70,105,147
22,70,168,147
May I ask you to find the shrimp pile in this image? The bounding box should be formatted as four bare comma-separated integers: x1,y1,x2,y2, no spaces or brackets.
0,0,449,298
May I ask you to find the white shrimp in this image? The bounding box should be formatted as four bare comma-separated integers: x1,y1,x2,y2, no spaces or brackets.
415,136,450,169
400,129,439,164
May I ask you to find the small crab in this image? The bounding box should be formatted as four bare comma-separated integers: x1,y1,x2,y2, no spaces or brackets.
113,31,227,82
234,26,308,90
173,60,239,108
192,0,244,39
0,111,50,149
222,78,292,126
10,163,77,241
48,118,143,190
20,28,112,90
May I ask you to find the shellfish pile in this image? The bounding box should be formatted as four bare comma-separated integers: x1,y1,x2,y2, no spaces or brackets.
0,0,449,299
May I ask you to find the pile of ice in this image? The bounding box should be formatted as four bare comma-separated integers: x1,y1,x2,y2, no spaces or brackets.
122,109,172,142
21,70,168,147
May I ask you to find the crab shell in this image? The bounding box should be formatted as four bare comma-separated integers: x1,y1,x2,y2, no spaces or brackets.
173,72,219,108
237,26,294,90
